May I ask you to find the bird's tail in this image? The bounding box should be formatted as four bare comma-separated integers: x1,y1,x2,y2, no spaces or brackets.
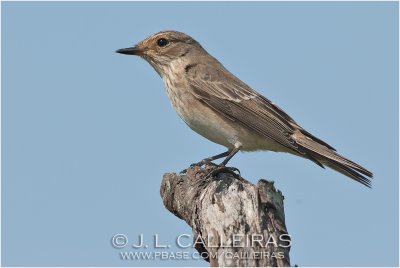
295,133,373,188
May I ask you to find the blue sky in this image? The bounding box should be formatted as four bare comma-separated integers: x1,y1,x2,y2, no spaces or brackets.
2,2,398,267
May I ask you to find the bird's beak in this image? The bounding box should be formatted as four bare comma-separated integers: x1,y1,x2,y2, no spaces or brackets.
116,45,144,56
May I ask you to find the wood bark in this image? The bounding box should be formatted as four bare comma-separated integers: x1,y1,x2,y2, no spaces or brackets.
160,165,291,267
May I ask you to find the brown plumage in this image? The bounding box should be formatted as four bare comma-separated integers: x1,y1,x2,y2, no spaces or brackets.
116,30,373,188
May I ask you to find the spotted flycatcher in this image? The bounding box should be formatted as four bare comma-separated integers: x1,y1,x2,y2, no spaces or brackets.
116,30,373,187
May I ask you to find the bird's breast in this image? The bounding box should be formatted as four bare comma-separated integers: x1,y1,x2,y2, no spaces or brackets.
161,62,287,153
162,71,237,148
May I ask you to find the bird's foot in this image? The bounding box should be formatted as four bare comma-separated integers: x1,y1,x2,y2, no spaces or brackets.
190,158,216,167
180,160,217,174
180,160,204,174
182,160,240,178
187,159,219,171
206,165,241,178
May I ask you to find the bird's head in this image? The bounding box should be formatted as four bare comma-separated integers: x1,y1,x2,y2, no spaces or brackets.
116,30,204,75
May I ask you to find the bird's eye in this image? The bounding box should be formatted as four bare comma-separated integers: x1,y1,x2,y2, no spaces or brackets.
157,38,169,47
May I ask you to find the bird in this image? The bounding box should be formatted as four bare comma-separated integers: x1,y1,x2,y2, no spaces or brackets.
116,30,373,187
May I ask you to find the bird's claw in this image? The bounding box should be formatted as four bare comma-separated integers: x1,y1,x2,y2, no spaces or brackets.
181,160,214,175
190,159,208,167
206,165,241,178
184,160,240,178
190,162,203,167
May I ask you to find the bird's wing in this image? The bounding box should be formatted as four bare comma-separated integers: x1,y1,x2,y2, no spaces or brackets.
185,63,373,187
185,63,307,154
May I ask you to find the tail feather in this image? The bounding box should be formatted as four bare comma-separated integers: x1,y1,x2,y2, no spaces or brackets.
324,160,372,188
296,133,373,188
299,128,336,151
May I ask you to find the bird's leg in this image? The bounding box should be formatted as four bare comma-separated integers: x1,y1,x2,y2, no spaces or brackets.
180,150,231,174
205,146,242,178
190,150,231,167
183,146,241,175
220,146,240,166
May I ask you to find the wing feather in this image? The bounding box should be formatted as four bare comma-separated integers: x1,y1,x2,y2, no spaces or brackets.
184,61,372,187
187,63,302,153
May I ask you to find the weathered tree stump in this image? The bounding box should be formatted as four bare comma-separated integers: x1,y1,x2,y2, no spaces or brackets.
160,165,291,267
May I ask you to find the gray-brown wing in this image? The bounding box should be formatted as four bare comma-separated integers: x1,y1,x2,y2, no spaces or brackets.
186,63,303,153
185,63,376,187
